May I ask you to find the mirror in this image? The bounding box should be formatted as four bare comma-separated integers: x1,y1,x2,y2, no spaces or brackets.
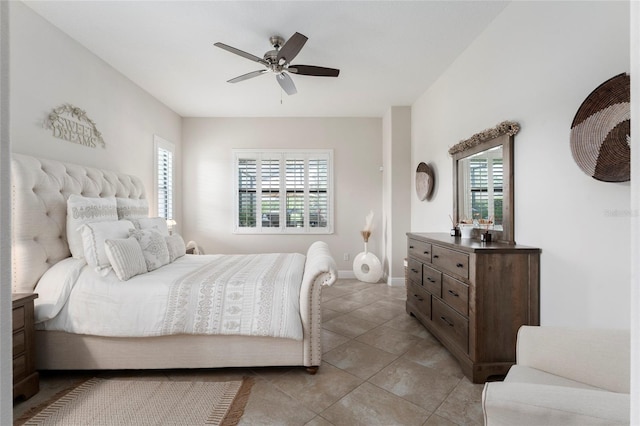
451,123,517,244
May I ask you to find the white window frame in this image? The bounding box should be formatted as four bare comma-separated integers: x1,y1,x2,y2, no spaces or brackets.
154,135,175,220
233,149,334,235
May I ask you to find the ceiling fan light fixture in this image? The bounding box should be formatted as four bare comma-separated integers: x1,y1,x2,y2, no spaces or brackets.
214,32,339,95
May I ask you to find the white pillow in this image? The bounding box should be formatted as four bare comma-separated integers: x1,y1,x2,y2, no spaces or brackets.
165,234,186,262
33,257,86,323
130,217,169,236
67,195,118,258
116,198,149,220
130,229,170,271
80,220,135,273
105,237,147,281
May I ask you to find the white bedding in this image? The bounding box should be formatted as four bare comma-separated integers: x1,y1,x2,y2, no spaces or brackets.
34,253,306,340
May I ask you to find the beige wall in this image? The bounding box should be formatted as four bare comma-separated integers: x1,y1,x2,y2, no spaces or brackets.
181,117,382,275
411,1,630,328
9,1,183,227
382,107,411,285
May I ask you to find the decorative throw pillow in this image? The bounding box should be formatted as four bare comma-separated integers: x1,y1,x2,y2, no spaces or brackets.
130,229,170,271
165,234,186,262
116,198,149,220
105,237,147,281
130,217,169,236
67,195,118,259
80,220,135,273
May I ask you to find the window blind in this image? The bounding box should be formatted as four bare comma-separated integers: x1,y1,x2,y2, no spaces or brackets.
234,150,333,234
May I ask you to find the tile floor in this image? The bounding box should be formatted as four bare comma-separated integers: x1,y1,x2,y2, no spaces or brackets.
13,279,485,425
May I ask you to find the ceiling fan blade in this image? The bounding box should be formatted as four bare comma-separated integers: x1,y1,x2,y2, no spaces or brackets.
227,69,266,83
214,42,268,66
276,72,297,95
277,32,308,64
288,65,340,77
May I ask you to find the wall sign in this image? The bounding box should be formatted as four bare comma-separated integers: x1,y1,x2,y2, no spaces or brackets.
47,104,105,148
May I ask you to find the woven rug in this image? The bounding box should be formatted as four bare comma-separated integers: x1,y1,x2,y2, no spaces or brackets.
15,377,253,426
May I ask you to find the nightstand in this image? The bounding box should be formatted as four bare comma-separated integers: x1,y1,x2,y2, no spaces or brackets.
12,293,39,400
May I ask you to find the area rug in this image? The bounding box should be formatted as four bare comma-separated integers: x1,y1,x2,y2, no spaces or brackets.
15,377,254,426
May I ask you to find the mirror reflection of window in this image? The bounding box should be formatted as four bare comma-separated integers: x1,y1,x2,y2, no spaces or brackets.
459,146,503,230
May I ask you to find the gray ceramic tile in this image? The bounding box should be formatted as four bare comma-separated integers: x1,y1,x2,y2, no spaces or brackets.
369,357,460,412
423,414,460,426
269,362,363,413
402,338,465,378
305,416,336,426
323,340,398,380
321,307,343,323
320,382,429,426
384,313,435,339
322,313,379,338
322,296,369,313
349,303,402,325
433,377,485,426
355,325,422,355
238,378,317,425
322,328,351,353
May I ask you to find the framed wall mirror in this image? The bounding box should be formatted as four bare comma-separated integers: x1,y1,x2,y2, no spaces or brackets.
450,122,518,244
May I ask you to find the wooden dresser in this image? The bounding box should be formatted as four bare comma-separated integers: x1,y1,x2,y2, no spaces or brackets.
406,233,540,383
13,293,39,400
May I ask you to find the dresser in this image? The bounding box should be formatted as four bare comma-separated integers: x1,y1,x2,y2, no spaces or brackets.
13,293,39,400
406,233,540,383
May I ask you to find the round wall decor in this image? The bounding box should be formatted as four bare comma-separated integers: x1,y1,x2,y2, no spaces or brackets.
570,73,630,182
415,162,435,201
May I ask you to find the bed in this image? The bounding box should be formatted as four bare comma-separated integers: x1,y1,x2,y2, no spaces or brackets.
11,153,337,373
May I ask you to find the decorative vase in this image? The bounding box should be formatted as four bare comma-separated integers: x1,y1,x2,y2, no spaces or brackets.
353,230,383,283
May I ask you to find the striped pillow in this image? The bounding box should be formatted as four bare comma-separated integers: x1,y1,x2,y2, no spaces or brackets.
105,237,147,281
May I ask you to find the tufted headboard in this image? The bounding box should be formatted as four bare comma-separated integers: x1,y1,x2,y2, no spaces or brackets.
11,154,146,293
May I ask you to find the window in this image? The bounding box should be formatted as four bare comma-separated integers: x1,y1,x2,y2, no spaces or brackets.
154,136,174,220
467,154,503,226
234,150,333,234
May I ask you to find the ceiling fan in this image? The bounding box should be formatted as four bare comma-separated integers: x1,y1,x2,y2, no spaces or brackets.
214,32,340,95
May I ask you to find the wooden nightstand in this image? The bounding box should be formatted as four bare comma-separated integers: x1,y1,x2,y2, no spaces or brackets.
12,293,39,400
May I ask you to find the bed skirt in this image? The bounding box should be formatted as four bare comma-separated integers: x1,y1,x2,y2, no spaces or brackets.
36,331,305,370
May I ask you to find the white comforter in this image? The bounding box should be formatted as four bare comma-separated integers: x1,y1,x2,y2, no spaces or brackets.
34,253,306,340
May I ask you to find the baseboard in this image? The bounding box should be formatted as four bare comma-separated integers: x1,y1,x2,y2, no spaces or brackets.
338,270,404,287
338,270,356,279
387,277,406,287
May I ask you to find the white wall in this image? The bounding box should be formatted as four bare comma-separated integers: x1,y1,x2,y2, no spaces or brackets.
181,117,382,274
382,106,411,286
0,1,11,423
9,2,183,227
412,1,630,328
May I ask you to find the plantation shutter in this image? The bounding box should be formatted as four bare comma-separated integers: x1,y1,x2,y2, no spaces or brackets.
155,137,174,220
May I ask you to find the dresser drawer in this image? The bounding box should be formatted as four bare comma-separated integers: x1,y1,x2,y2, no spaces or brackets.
13,330,25,357
433,297,469,353
432,245,469,279
422,264,442,297
13,307,25,331
407,281,431,319
442,275,469,316
408,239,432,263
13,354,27,381
406,258,422,285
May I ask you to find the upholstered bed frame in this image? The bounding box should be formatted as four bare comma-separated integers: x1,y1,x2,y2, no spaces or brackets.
11,153,335,372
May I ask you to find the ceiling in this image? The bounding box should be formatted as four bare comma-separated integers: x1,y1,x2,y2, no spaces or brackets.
24,1,509,118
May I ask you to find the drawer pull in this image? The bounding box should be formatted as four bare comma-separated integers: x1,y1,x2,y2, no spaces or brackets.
414,294,424,302
411,268,419,273
426,277,436,283
447,289,459,298
440,316,454,327
423,251,430,255
456,263,464,268
433,255,440,259
409,245,414,249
